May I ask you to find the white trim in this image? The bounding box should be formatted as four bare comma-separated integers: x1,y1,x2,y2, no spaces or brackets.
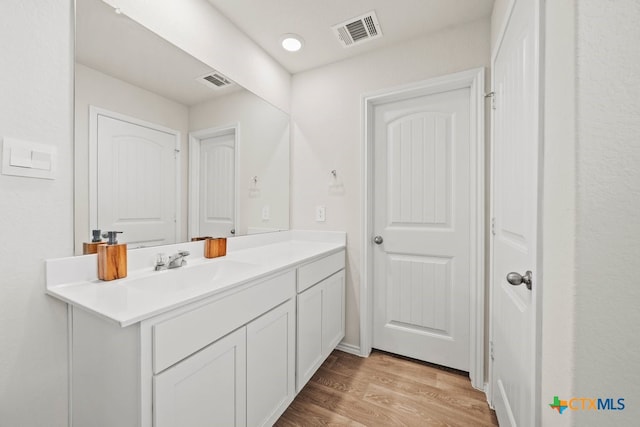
361,68,485,389
470,68,486,391
67,305,74,427
188,123,240,239
335,342,363,357
535,1,545,424
88,106,182,243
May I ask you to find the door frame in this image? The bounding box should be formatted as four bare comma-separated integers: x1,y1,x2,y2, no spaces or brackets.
188,123,240,239
488,0,544,423
89,106,181,242
361,68,486,389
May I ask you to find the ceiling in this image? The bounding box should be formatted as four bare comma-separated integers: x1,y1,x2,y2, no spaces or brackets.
206,0,495,74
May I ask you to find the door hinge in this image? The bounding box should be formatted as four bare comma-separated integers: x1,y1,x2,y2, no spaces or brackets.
491,217,496,236
485,91,496,110
174,148,180,159
490,341,495,361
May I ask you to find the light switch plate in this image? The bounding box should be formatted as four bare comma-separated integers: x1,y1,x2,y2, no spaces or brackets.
9,146,32,168
2,137,57,180
315,205,326,222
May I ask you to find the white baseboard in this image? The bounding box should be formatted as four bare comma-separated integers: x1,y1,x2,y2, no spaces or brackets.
335,342,364,357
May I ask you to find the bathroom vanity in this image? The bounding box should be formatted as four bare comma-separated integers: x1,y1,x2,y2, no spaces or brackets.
46,231,346,427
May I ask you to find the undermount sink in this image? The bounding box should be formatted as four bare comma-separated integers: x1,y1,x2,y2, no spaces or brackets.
118,259,260,292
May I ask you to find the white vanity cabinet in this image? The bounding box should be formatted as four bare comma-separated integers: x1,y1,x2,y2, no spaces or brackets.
296,250,346,391
154,299,295,427
72,270,296,427
59,237,347,427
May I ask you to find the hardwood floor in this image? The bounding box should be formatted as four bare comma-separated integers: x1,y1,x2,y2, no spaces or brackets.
276,350,498,426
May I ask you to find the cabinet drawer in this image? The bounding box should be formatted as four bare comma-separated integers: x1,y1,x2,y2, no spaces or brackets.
297,250,345,293
153,271,295,374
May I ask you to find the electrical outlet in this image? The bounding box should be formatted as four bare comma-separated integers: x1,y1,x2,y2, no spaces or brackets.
262,205,270,221
315,205,326,222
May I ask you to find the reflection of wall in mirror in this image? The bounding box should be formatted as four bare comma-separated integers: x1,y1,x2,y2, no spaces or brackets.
74,63,290,254
74,63,190,254
190,90,290,236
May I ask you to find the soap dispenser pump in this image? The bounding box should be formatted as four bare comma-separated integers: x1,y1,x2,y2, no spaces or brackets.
97,231,127,281
82,229,105,255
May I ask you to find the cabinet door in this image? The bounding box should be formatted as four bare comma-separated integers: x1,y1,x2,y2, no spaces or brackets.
296,270,346,392
296,283,323,392
246,299,295,427
322,270,346,356
154,327,246,427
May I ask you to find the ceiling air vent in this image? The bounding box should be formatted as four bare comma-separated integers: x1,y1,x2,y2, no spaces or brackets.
196,71,234,90
332,11,382,48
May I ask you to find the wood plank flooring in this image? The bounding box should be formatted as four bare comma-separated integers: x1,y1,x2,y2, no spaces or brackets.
276,350,498,426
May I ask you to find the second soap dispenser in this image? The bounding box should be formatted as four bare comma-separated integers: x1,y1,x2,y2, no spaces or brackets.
97,231,127,281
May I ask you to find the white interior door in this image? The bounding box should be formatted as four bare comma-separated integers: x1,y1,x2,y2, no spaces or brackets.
490,0,540,425
198,133,236,237
95,111,178,248
372,87,472,371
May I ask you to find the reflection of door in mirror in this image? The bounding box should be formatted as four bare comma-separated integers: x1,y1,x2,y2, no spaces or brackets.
189,126,239,239
199,132,237,237
92,108,180,248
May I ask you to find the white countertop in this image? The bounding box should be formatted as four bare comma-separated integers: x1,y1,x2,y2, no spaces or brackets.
46,231,345,327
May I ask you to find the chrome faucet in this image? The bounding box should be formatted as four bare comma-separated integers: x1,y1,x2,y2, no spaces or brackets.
155,250,190,271
168,250,190,269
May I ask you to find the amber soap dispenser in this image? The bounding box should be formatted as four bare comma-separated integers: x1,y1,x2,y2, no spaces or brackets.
97,231,127,281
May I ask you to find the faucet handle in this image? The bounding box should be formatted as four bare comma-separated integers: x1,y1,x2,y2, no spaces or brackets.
178,250,190,257
155,253,168,271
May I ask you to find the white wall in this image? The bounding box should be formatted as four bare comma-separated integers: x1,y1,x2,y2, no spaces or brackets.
102,0,291,113
189,90,290,235
574,0,640,424
541,0,576,425
490,0,512,49
0,0,73,425
291,19,491,347
74,63,190,252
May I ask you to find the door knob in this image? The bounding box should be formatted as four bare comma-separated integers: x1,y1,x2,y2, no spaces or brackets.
506,271,533,290
373,235,383,245
230,228,236,235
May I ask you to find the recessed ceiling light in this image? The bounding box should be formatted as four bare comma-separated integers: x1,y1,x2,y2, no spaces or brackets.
281,34,304,52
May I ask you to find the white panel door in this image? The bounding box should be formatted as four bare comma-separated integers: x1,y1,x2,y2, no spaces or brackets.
372,88,471,371
154,327,247,427
199,134,236,237
97,114,177,247
491,0,540,425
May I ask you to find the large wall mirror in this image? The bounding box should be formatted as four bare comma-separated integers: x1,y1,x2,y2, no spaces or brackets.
74,0,290,254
